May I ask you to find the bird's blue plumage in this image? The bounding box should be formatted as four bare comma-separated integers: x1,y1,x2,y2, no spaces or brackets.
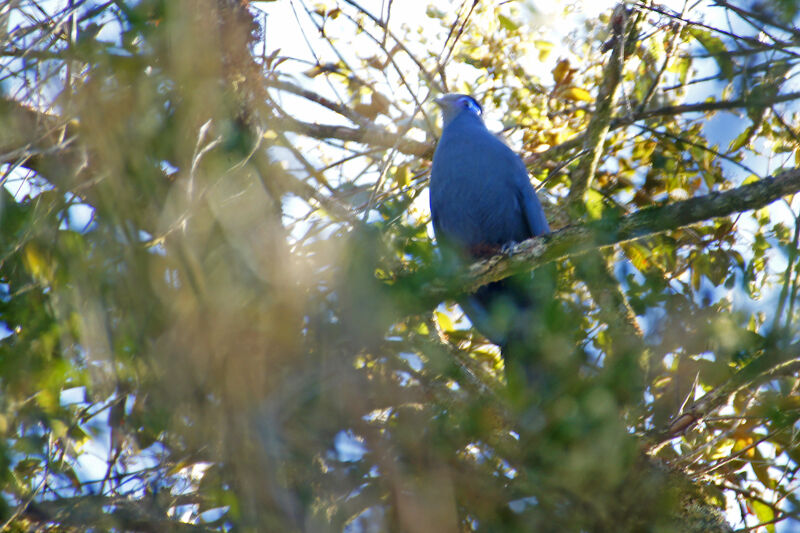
430,94,550,348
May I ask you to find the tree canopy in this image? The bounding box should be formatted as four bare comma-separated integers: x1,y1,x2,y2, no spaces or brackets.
1,0,800,531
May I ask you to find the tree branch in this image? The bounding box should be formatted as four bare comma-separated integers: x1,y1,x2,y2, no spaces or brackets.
565,5,644,362
270,86,800,172
23,494,216,533
567,4,629,206
631,90,800,122
270,114,433,158
404,168,800,312
265,78,369,126
646,342,800,452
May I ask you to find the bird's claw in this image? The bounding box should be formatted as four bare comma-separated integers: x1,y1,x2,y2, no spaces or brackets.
500,241,518,255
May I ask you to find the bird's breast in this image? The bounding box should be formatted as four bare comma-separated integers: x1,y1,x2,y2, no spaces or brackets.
430,136,529,253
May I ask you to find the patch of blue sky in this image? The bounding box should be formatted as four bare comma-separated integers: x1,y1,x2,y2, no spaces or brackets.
2,165,53,200
334,429,368,462
64,200,96,232
60,386,86,405
398,351,423,371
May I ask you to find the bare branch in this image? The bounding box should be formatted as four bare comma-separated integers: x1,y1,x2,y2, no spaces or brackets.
270,114,432,158
24,494,216,533
646,344,800,452
265,78,369,126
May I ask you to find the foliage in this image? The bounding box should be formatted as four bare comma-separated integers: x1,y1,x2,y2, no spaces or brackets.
0,0,799,530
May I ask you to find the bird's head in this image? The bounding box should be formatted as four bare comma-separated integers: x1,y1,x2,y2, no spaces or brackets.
435,93,482,127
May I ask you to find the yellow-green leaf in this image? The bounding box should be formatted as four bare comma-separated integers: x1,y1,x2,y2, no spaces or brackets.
729,130,750,152
750,499,775,533
584,188,605,219
497,14,519,32
534,40,553,61
394,164,410,187
435,311,454,332
564,87,592,102
626,242,651,271
689,27,734,80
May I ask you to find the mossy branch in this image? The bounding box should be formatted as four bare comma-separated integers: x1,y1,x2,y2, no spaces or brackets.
406,168,800,312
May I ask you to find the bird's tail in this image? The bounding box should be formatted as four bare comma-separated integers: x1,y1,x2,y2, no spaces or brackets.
463,266,559,396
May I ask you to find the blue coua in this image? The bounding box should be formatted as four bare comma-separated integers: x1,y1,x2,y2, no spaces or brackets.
430,93,550,353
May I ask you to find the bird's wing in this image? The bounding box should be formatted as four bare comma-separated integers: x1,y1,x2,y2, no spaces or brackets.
519,185,550,237
510,156,550,237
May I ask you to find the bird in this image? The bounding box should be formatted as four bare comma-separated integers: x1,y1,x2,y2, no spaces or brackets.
430,93,550,376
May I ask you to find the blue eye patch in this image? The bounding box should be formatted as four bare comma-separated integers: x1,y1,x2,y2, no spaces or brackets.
458,96,482,116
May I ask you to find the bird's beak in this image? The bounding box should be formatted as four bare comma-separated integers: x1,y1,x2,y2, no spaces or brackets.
434,95,445,107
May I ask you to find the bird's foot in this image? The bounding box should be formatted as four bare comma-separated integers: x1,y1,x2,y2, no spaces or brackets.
500,241,519,255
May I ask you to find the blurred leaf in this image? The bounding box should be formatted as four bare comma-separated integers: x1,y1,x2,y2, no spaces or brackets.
23,243,53,284
394,164,410,188
534,39,553,61
750,499,776,532
426,6,445,18
563,87,592,102
552,58,572,85
497,14,519,32
626,242,651,271
435,310,455,332
584,188,605,219
689,28,734,80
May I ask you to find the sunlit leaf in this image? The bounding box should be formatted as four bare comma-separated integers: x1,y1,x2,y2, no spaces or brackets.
552,58,572,85
689,27,734,80
534,39,553,61
497,14,519,32
435,310,455,332
750,499,776,533
563,87,592,102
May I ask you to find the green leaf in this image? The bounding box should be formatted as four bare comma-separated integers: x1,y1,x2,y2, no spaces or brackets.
14,458,42,478
497,14,519,32
668,55,691,86
626,243,651,271
393,164,410,188
435,310,454,332
426,6,445,19
584,188,605,219
751,455,774,490
750,499,775,532
728,130,751,152
689,28,734,80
